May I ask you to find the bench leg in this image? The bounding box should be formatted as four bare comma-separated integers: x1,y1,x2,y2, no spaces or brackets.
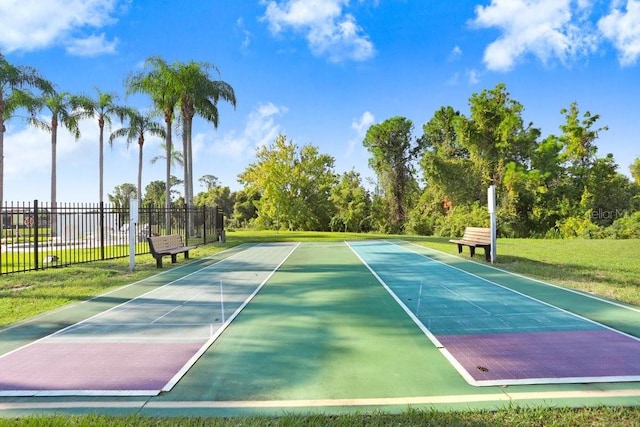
171,254,178,264
484,247,491,262
155,257,163,268
456,244,463,254
469,247,476,258
184,251,190,260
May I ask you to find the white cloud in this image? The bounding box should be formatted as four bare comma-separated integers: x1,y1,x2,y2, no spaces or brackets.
261,0,375,62
598,0,640,66
207,102,288,159
449,45,463,62
467,69,480,85
236,18,252,51
0,0,121,55
471,0,598,71
66,33,118,56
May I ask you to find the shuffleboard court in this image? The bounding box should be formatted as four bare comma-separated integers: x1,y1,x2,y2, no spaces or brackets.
0,242,298,397
348,240,640,386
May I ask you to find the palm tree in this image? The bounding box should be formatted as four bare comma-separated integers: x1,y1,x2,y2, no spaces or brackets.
109,109,165,207
126,57,179,230
28,88,83,235
0,54,52,230
73,89,129,204
174,61,236,232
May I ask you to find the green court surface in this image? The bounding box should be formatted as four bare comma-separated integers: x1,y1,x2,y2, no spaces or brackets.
1,241,639,417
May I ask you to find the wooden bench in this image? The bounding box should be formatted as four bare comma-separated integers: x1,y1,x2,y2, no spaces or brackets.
449,227,491,261
147,234,196,268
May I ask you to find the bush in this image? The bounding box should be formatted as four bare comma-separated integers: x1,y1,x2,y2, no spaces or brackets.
605,211,640,239
556,216,603,239
434,203,489,237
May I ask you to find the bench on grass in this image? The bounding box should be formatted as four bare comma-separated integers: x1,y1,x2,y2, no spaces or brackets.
147,234,196,268
449,227,491,261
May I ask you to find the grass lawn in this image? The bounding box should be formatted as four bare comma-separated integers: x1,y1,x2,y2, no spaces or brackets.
1,231,639,426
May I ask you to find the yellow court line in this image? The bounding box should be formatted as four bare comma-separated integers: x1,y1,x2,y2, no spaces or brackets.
2,389,640,411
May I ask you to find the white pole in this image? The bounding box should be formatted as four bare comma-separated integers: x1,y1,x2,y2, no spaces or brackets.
487,185,497,263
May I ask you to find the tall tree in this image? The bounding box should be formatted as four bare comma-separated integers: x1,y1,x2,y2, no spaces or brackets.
126,57,179,229
73,89,129,203
109,109,165,207
362,116,419,233
173,60,236,223
238,134,337,231
0,54,52,219
631,157,640,185
28,89,82,234
329,170,371,232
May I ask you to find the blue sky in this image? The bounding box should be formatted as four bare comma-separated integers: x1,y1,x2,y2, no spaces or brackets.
1,0,639,203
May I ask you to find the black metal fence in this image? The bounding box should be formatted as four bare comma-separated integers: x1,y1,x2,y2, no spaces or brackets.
1,200,224,274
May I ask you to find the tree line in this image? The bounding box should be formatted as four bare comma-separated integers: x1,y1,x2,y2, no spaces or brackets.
3,51,639,238
178,83,639,239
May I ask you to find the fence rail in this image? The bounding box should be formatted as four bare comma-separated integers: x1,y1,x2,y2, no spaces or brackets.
1,200,224,275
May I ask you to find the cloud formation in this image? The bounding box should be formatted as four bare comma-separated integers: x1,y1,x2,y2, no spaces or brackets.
0,0,121,55
598,0,640,66
209,102,289,159
471,0,640,70
261,0,375,62
471,0,597,71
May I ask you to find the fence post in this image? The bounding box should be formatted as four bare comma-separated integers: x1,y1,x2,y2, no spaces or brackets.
99,201,105,260
34,200,39,270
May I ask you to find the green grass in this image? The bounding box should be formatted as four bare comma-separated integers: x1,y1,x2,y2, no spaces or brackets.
0,406,639,426
1,231,639,425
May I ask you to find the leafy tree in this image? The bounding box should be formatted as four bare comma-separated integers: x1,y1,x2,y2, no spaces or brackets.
329,170,371,232
238,134,337,231
109,109,165,207
193,183,234,217
198,174,219,191
419,106,481,206
73,89,129,203
631,157,640,184
108,183,137,209
232,189,260,227
458,83,539,188
363,116,419,233
0,54,52,220
142,177,182,207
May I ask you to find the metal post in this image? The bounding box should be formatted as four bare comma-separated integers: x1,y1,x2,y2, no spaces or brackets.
129,193,138,272
487,185,497,263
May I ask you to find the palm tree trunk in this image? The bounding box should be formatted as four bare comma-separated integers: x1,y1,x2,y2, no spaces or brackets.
0,116,5,240
50,120,58,237
99,123,104,204
164,118,172,233
137,139,143,210
182,115,193,235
